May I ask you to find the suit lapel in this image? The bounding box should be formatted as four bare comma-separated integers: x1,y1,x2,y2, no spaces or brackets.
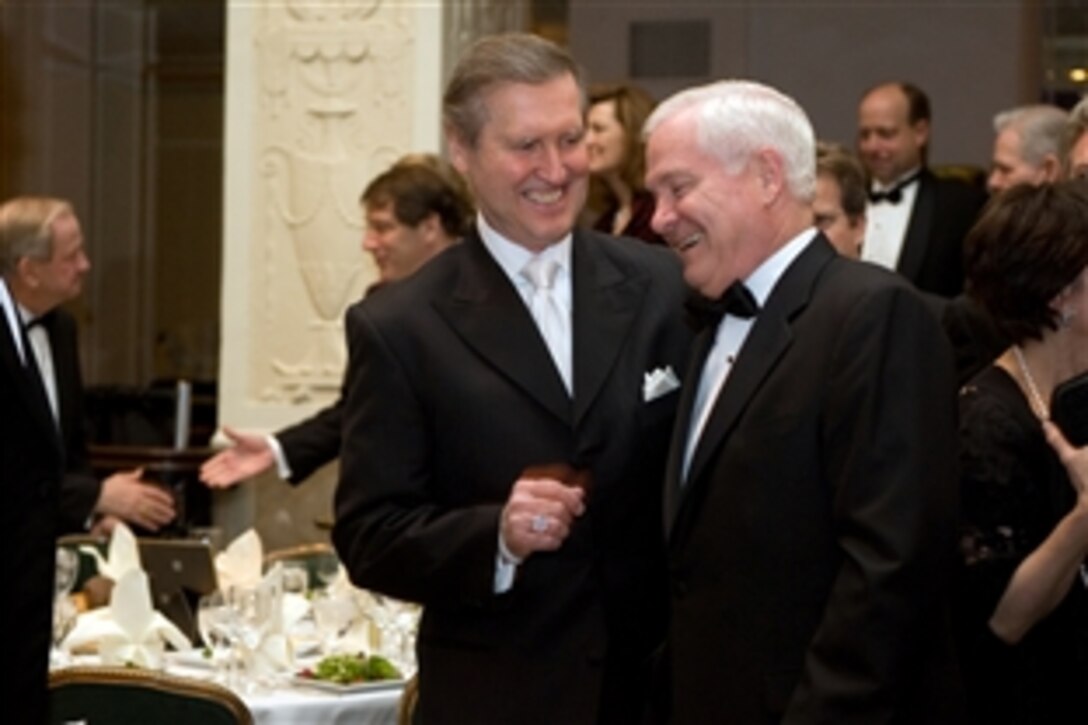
896,170,936,283
671,237,836,533
433,230,571,425
664,327,714,536
570,231,647,428
0,306,59,442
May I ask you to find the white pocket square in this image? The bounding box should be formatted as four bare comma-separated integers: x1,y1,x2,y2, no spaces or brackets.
643,365,681,402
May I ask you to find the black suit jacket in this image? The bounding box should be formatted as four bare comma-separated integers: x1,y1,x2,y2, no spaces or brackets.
34,309,105,533
895,169,986,298
0,296,63,723
333,228,692,724
665,235,963,723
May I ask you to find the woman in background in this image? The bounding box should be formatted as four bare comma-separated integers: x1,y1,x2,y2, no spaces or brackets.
585,83,664,245
957,181,1088,724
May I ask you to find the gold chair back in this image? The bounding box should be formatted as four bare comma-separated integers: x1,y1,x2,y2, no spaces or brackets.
49,665,253,725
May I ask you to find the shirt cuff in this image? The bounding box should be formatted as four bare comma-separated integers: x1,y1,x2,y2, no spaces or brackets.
267,434,292,480
493,531,522,593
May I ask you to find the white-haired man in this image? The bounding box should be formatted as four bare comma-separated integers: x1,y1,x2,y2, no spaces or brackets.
646,79,963,723
987,104,1067,194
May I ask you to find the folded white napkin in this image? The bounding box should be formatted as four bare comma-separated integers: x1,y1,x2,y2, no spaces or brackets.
237,563,305,676
80,521,141,582
64,569,191,668
214,528,263,590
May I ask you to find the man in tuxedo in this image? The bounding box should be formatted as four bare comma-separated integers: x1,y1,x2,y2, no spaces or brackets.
0,197,176,538
200,157,472,489
332,33,691,724
0,197,69,725
857,81,986,297
645,80,962,723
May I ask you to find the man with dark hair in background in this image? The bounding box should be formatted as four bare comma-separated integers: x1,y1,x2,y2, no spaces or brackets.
201,155,472,489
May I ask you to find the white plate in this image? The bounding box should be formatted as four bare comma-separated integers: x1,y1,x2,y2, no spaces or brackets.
290,675,404,694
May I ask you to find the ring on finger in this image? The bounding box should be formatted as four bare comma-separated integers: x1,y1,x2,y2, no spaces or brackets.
530,514,550,533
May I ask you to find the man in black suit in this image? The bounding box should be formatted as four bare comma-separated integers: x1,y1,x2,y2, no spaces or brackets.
332,33,691,724
857,81,986,298
0,197,176,539
199,157,472,489
0,197,85,721
644,80,962,723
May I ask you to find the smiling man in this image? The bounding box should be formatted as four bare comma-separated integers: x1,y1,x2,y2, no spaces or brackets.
331,33,691,724
856,82,985,297
645,80,963,723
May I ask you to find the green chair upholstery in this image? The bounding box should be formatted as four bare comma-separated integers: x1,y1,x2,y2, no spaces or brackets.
49,666,253,725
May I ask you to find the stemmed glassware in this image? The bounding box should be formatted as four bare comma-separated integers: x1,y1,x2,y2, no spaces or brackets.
51,547,80,667
197,590,236,685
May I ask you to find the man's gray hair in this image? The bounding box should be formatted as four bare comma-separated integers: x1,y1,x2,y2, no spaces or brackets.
993,104,1068,167
644,80,816,202
443,32,586,147
0,196,72,275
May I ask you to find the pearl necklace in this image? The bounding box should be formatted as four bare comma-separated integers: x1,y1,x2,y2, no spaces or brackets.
1012,345,1049,420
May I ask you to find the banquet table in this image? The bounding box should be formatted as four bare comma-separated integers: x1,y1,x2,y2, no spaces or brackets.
55,654,403,725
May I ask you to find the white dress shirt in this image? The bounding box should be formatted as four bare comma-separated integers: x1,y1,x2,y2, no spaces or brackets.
682,229,817,482
862,167,921,271
476,213,574,592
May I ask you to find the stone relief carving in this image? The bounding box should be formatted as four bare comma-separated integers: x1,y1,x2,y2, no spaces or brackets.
251,0,414,403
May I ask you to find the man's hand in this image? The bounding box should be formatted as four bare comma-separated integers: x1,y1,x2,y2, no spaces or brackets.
500,474,586,561
96,467,176,531
199,426,275,488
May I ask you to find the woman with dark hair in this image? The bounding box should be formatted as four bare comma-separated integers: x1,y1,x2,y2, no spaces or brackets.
957,180,1088,724
584,83,664,244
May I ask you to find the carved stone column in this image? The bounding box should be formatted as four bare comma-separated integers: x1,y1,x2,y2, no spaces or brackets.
217,0,524,550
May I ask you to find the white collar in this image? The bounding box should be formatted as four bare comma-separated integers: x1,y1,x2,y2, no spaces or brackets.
743,227,818,306
476,212,572,285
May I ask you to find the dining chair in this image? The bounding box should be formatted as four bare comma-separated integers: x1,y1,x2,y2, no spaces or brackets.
49,665,253,725
263,541,340,590
397,673,419,725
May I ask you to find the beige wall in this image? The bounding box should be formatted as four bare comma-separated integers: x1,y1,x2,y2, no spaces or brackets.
569,0,1039,169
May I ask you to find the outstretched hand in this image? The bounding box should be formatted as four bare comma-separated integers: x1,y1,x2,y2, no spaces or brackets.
199,426,275,488
97,467,176,531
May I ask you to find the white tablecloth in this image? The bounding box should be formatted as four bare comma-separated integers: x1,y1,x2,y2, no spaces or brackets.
57,654,402,725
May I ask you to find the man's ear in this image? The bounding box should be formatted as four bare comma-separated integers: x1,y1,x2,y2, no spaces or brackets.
418,212,442,242
15,255,39,289
911,118,931,153
752,149,786,204
445,126,471,177
1040,153,1063,183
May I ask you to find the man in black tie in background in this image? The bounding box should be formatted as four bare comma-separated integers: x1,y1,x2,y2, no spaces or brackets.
332,33,691,724
857,82,986,297
645,79,963,723
0,196,73,722
0,197,176,540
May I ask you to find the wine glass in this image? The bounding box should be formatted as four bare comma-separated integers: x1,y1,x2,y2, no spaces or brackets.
311,588,359,655
55,546,79,598
197,590,236,684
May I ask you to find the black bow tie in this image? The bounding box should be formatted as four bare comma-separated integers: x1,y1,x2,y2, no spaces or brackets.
685,282,760,330
24,314,48,331
868,171,921,205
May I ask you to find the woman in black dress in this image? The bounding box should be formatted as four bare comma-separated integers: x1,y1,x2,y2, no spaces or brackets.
958,181,1088,724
